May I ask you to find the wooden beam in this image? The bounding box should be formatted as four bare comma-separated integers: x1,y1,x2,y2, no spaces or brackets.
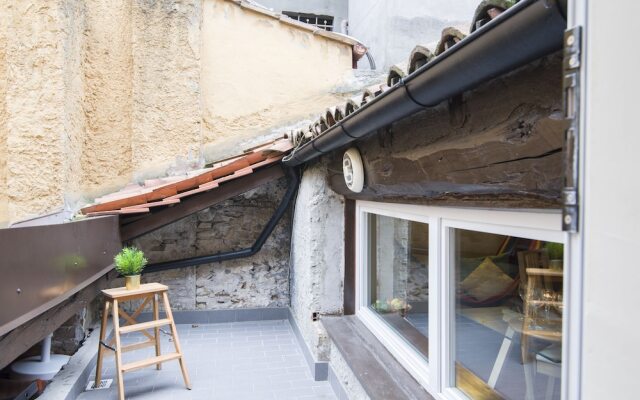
0,271,114,370
327,52,564,208
120,165,285,241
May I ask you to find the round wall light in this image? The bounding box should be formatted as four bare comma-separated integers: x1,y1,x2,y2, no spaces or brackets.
343,148,364,193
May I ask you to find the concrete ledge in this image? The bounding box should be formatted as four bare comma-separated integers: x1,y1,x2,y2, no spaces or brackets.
328,363,350,400
323,315,433,400
40,322,112,400
287,310,329,381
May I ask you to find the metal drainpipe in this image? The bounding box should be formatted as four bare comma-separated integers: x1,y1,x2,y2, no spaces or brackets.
283,0,567,167
365,51,377,71
144,167,300,274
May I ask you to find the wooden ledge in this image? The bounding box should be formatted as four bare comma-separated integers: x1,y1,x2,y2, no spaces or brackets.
102,283,168,299
322,316,433,400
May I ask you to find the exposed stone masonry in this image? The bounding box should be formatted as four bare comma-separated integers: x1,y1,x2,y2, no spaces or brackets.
290,160,345,361
131,177,291,311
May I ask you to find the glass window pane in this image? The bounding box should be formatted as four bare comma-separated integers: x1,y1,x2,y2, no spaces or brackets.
367,213,430,360
453,229,563,400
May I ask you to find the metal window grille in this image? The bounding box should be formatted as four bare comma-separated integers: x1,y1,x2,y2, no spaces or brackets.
282,11,334,31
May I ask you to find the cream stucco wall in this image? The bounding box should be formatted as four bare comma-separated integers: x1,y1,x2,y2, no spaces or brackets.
131,0,202,176
0,0,353,226
0,3,8,225
201,0,353,159
3,2,70,223
81,0,133,197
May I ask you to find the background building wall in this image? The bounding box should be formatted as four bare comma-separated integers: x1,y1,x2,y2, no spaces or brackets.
61,0,88,211
131,0,203,179
0,0,353,227
80,0,133,202
349,0,475,70
2,1,80,225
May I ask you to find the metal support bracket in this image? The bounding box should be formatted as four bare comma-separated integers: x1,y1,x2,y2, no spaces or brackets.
562,26,582,232
99,340,116,352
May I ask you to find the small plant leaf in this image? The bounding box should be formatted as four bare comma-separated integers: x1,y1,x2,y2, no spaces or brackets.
114,247,148,276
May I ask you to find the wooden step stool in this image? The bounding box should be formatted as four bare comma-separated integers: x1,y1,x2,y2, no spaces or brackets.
95,283,191,400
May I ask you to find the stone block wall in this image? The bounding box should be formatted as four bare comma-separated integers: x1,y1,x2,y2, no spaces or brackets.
129,177,292,311
290,160,345,361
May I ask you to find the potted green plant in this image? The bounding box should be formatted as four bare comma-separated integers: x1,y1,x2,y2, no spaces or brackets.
114,247,148,290
373,298,412,317
545,242,564,271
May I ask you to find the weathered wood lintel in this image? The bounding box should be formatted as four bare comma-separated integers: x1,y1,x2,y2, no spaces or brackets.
326,52,564,208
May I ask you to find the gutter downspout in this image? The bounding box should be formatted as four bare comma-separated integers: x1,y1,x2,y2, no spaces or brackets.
144,167,300,273
283,0,567,166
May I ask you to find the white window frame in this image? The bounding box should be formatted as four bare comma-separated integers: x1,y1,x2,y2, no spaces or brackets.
356,202,434,390
355,200,569,400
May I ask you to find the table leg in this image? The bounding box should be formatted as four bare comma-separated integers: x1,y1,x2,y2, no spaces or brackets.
488,325,514,388
94,300,110,388
153,293,162,370
524,360,536,400
162,292,191,390
112,299,125,400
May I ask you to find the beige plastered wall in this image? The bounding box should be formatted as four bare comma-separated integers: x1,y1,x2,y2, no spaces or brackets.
0,0,353,227
0,4,7,225
200,0,353,159
1,2,70,225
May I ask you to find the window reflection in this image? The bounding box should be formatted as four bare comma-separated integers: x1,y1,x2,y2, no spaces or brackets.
368,214,430,360
453,229,563,400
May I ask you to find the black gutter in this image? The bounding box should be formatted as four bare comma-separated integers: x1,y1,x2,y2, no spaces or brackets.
144,167,300,273
283,0,567,166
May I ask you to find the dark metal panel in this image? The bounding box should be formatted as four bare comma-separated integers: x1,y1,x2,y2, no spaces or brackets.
0,272,113,369
0,270,112,369
120,165,285,241
561,27,581,232
343,199,356,315
0,216,121,336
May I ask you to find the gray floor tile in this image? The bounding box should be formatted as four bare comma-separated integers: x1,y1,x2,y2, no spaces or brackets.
77,320,335,400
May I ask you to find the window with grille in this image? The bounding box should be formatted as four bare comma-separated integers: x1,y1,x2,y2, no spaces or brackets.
282,11,334,31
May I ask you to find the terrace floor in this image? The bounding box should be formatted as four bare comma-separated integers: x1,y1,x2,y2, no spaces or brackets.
77,320,335,400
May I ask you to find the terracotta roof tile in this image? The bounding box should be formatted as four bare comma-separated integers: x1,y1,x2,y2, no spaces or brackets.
408,45,435,74
387,61,409,86
471,0,514,32
81,136,291,217
435,27,469,55
345,98,360,116
85,207,151,217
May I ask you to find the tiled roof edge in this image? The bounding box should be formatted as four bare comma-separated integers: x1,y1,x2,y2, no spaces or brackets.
283,0,567,166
